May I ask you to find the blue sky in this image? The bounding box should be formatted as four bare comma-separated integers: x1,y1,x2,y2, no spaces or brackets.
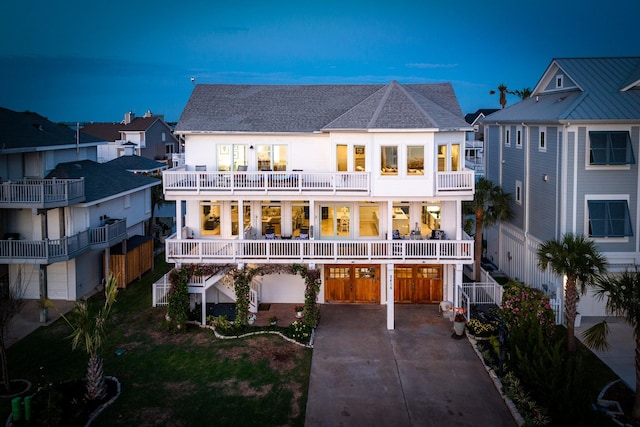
1,0,638,123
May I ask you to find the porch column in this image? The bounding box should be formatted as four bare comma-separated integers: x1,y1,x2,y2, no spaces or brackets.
309,200,315,240
201,289,207,325
455,200,462,240
387,201,393,240
39,265,48,323
455,263,463,311
386,263,394,330
176,198,183,239
238,199,244,239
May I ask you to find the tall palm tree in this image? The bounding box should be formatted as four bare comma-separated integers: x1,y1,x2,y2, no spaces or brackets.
537,233,607,352
463,178,513,282
512,87,532,100
489,83,512,109
47,274,118,400
581,268,640,420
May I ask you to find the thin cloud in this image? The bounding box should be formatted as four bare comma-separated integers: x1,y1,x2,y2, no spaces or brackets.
406,63,458,69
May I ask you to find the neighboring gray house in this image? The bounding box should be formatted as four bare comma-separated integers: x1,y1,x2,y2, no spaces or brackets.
483,57,640,316
464,109,498,177
0,107,160,307
83,110,179,165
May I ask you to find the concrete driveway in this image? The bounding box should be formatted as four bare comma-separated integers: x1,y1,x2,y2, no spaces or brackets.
305,304,516,427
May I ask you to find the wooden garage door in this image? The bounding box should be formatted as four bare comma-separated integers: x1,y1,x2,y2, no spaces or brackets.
394,265,442,303
324,265,380,303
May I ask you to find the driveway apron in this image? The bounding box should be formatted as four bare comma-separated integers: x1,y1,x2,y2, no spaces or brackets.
305,304,516,427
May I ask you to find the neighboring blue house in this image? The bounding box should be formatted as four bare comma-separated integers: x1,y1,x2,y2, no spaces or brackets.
483,57,640,316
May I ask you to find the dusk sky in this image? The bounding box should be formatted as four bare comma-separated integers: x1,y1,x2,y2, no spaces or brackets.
1,0,638,123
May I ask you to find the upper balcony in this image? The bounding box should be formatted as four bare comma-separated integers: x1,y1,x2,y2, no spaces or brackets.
0,178,85,209
0,218,127,264
164,235,473,266
162,168,474,198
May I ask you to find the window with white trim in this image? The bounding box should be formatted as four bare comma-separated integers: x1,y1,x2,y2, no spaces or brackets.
504,128,510,146
587,200,633,238
556,75,564,89
516,129,522,148
539,129,546,152
589,131,635,165
515,180,522,205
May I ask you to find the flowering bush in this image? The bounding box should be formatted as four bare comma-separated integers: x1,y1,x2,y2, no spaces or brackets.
454,312,466,322
467,318,499,337
500,281,555,333
288,320,312,344
294,306,304,312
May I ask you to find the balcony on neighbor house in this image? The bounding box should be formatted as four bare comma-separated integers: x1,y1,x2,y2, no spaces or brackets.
164,228,474,266
162,167,475,196
0,178,85,209
0,218,127,264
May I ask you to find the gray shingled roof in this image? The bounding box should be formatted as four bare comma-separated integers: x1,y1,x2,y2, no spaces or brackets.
106,155,168,173
176,82,470,133
485,57,640,123
0,107,103,152
45,160,160,203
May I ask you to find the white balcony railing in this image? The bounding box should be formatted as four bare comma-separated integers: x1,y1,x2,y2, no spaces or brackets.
163,168,475,195
0,178,85,208
165,237,473,265
163,170,370,194
435,170,475,193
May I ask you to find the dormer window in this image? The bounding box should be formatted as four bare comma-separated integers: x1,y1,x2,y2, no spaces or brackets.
556,74,564,89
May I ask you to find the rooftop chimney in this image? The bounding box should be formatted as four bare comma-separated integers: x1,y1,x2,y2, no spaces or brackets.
124,111,135,125
144,109,153,118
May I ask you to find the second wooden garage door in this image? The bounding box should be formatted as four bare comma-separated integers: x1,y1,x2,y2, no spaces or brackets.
324,265,380,303
394,265,442,303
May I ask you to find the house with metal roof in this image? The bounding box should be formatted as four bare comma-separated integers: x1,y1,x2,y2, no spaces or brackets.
483,57,640,317
464,109,499,178
162,81,477,327
0,107,160,312
82,110,179,165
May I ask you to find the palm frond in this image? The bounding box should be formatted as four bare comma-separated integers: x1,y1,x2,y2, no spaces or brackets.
581,321,610,352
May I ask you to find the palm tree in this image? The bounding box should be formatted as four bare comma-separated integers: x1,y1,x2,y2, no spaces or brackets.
537,233,607,352
46,274,118,400
512,87,532,100
463,178,513,282
489,83,512,109
581,268,640,420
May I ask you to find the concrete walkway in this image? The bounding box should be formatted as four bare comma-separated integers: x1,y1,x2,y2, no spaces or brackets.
577,316,636,392
305,304,516,427
5,299,75,348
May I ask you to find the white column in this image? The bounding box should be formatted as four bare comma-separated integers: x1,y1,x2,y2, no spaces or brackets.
201,289,207,325
238,199,244,239
176,199,183,239
387,263,394,330
387,201,393,240
309,200,316,239
455,263,463,310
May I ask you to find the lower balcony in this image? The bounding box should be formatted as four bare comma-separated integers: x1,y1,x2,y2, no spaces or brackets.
0,219,127,264
165,236,473,265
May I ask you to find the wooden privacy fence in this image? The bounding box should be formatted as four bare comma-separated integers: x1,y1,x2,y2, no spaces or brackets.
107,235,154,288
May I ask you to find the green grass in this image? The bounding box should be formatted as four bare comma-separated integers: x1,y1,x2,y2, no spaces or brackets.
2,255,312,426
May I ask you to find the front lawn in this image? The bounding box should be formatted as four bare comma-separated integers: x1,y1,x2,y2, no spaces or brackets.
2,256,312,426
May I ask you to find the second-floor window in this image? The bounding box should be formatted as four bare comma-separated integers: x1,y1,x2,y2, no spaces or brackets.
218,145,248,171
258,145,287,171
589,131,635,165
381,146,398,175
587,199,633,238
539,129,546,152
407,146,424,175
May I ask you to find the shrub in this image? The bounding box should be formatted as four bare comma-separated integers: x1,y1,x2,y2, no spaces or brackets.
288,320,313,344
500,281,555,335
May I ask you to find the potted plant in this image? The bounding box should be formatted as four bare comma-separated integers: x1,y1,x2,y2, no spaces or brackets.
453,312,466,337
248,313,256,326
269,316,278,326
294,305,304,318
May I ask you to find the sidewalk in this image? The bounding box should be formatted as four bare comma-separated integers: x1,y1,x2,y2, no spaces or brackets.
576,316,636,392
5,300,75,348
